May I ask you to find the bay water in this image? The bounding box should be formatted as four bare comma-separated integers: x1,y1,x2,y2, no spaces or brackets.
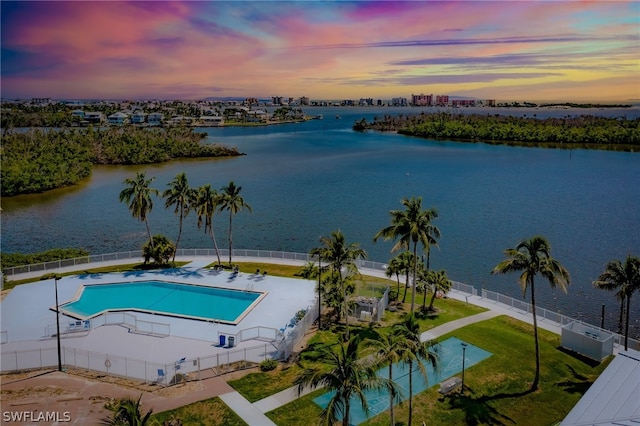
2,106,639,337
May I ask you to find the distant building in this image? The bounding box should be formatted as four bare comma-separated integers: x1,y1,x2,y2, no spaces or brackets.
412,93,432,106
299,96,310,106
31,97,52,105
131,111,147,124
435,95,449,106
147,113,164,126
485,99,496,107
108,112,129,125
391,97,408,107
84,112,104,124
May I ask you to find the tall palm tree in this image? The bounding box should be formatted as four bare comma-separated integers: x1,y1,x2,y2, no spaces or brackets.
119,172,158,250
193,184,222,265
163,172,193,262
492,235,570,390
393,313,438,426
218,181,252,265
365,331,405,426
374,197,440,313
101,394,152,426
295,336,395,426
312,230,367,341
593,255,640,350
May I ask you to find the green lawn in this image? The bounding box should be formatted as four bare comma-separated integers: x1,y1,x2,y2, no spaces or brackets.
228,297,486,403
266,316,611,426
150,397,247,426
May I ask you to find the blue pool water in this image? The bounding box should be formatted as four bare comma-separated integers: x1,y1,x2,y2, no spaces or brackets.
60,280,263,323
313,337,492,425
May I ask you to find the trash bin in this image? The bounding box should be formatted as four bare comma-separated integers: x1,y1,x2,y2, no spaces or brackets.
228,336,235,348
219,335,226,347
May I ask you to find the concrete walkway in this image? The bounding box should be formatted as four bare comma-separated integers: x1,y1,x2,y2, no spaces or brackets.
0,256,593,425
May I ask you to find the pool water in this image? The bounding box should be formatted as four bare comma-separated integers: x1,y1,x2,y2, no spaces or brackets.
313,337,492,425
60,280,264,323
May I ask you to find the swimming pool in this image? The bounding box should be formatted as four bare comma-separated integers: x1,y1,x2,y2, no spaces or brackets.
58,280,265,324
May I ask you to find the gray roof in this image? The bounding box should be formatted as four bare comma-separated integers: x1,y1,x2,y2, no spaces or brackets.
561,349,640,426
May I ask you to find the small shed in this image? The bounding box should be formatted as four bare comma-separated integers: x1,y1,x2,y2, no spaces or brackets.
561,321,614,361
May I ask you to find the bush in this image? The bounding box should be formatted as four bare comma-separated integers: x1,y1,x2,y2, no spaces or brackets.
259,359,278,372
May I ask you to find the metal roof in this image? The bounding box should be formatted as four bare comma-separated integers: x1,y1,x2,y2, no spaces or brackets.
561,349,640,426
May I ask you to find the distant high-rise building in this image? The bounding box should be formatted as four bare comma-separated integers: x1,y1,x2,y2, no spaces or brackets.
299,96,310,106
391,97,408,107
411,93,432,106
436,95,449,106
485,99,496,107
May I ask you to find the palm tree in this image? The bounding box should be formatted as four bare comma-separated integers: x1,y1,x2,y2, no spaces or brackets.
492,235,570,390
426,269,453,312
101,394,152,426
294,336,395,426
193,184,222,265
593,255,640,350
312,230,367,341
163,172,193,262
385,251,413,303
374,197,440,313
365,331,405,426
218,181,252,265
119,172,158,251
393,313,438,426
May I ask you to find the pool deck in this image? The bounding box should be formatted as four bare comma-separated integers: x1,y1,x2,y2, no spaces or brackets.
0,256,627,425
1,259,316,365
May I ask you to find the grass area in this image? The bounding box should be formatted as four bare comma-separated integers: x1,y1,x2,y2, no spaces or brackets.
227,297,486,403
265,315,611,426
150,397,248,426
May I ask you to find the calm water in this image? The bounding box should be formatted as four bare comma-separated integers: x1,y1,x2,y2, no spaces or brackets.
3,106,639,336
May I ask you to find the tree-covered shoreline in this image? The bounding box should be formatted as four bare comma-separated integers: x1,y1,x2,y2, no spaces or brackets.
354,112,640,151
1,127,244,196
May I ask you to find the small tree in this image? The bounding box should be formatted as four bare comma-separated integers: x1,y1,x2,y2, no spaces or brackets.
101,394,152,426
142,235,176,266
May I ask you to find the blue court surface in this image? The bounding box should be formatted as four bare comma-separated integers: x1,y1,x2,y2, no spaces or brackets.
313,336,492,425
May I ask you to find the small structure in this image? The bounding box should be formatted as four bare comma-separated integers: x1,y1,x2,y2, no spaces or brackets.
561,321,614,361
438,376,462,395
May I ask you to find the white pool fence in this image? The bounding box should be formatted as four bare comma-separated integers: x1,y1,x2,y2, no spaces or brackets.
2,249,638,386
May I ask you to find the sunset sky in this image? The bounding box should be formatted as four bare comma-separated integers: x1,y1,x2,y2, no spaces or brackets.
1,1,638,102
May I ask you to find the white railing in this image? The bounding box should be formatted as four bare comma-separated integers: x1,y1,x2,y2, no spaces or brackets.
42,312,170,341
481,289,640,350
278,300,319,361
2,249,396,277
0,341,280,384
376,287,390,322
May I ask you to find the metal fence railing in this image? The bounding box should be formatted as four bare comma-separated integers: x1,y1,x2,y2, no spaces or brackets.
481,289,640,351
2,249,397,277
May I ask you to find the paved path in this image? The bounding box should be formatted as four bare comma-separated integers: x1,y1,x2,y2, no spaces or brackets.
0,256,585,426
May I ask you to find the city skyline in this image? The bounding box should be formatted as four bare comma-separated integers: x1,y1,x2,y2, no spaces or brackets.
1,1,638,102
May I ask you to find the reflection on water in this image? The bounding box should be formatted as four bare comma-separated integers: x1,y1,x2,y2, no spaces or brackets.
2,106,640,337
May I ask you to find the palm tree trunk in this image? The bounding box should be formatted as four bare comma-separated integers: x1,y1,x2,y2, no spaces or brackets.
408,359,414,426
173,212,183,263
618,297,625,334
395,273,401,300
411,243,418,312
343,401,350,426
428,289,437,311
228,212,233,265
530,278,540,391
144,219,154,251
389,365,395,426
209,227,222,265
624,294,631,351
343,273,349,342
402,272,409,303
